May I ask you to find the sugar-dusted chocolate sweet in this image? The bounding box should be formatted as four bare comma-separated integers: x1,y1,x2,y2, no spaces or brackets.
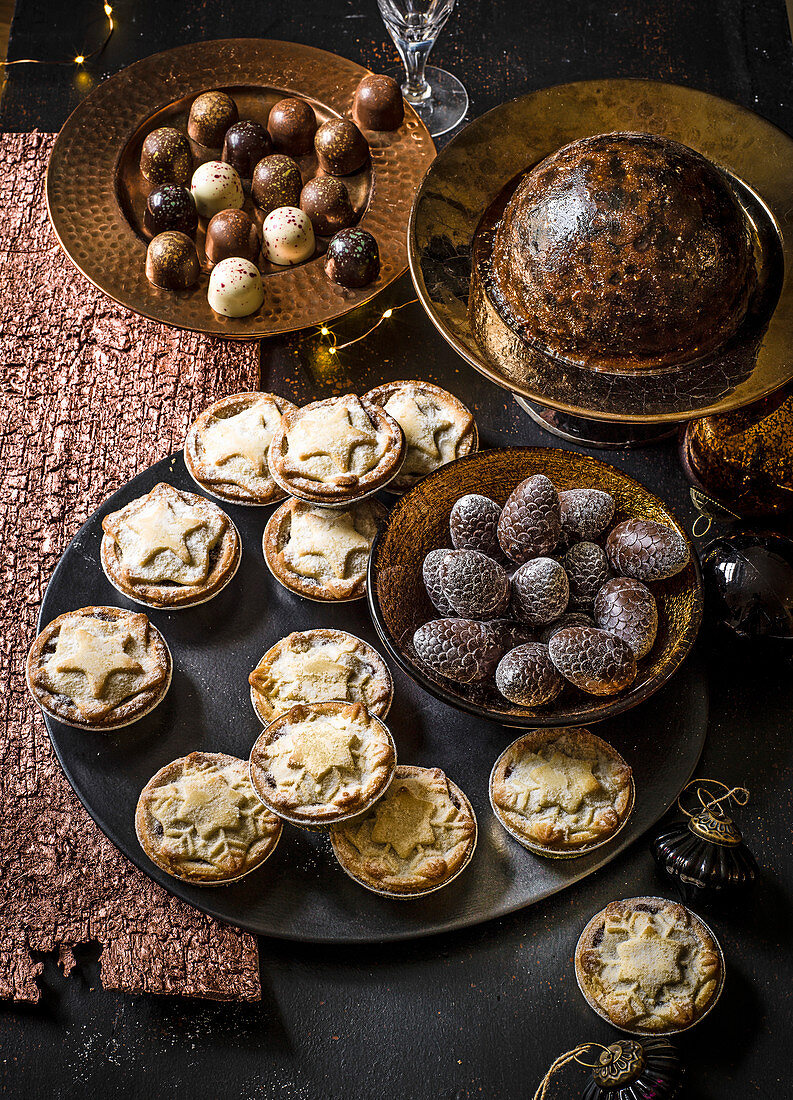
439,549,510,620
511,556,569,625
207,257,264,318
594,577,658,659
423,549,455,616
563,541,611,607
222,120,273,179
324,228,380,288
558,488,615,545
353,73,405,131
413,618,503,684
450,494,501,557
498,474,561,564
539,611,594,645
140,127,192,185
495,642,565,706
188,90,239,148
489,619,536,651
251,154,303,215
262,206,315,266
205,208,260,268
143,184,198,238
300,176,355,237
314,118,369,176
145,231,200,290
190,161,244,219
606,518,690,582
548,626,637,696
268,97,317,156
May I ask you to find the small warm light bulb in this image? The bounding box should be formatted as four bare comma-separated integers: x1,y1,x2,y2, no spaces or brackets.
328,347,337,355
320,326,330,336
104,3,113,13
383,308,393,319
74,54,85,65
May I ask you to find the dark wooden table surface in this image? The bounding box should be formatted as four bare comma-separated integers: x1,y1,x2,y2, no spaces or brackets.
2,2,792,1097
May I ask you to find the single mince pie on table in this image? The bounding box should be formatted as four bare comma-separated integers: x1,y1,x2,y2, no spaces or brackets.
330,764,477,897
101,482,240,608
249,628,393,724
136,751,282,885
184,391,297,506
26,606,172,731
268,394,405,505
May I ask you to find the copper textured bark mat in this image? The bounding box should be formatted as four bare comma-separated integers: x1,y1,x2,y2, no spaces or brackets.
0,132,262,1003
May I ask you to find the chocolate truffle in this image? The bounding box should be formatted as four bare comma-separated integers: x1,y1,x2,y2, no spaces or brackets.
190,161,244,219
300,176,355,236
262,206,315,266
324,227,380,288
140,127,192,185
207,257,264,318
188,91,239,149
268,98,317,156
222,120,273,179
205,208,260,268
145,231,200,290
314,118,369,176
353,74,404,131
251,154,303,215
144,184,198,238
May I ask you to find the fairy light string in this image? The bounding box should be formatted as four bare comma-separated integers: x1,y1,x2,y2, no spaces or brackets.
316,297,419,356
1,3,114,69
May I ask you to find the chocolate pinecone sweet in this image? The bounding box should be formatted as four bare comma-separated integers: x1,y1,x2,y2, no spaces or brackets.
539,611,595,645
422,549,455,615
511,556,569,626
495,643,565,706
450,494,502,558
439,549,510,619
558,488,614,545
548,625,637,695
413,618,504,683
594,577,658,659
498,474,561,564
563,541,611,607
606,519,689,582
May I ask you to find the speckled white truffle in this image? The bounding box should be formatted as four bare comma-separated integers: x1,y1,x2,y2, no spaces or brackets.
207,257,264,318
262,206,315,266
190,161,244,219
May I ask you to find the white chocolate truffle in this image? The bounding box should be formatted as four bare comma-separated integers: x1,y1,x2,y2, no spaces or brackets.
190,161,244,219
262,206,315,266
207,257,264,318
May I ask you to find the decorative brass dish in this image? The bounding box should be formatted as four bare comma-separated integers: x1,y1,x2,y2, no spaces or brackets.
46,39,435,339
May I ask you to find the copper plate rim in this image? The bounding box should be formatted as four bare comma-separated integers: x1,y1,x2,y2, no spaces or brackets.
46,38,435,340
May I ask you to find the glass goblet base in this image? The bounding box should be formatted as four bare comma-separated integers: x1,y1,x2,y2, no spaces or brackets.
386,65,468,138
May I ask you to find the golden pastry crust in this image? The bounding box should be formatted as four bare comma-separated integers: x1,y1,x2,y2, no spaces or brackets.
26,605,172,731
268,394,406,505
575,897,724,1034
263,496,386,602
249,701,396,826
249,629,393,724
365,380,478,491
490,727,633,856
136,751,282,885
184,391,298,506
101,482,240,608
330,764,477,897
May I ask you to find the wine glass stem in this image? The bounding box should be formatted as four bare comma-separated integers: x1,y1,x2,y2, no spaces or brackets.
397,38,434,102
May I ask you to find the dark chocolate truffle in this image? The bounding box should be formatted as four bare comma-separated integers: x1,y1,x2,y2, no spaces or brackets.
145,231,200,290
251,154,303,215
314,118,369,176
140,127,192,185
205,208,260,268
353,74,404,131
144,184,198,238
324,227,380,288
300,176,355,236
222,120,273,178
188,91,239,148
268,98,317,156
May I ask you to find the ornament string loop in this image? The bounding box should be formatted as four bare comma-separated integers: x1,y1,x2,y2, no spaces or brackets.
677,778,750,819
532,1043,611,1100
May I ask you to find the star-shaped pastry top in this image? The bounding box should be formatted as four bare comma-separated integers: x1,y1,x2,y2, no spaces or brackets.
157,774,244,839
289,721,356,779
385,392,453,462
511,753,601,813
123,499,205,567
616,929,684,999
49,620,142,697
289,509,370,579
201,406,277,476
287,404,378,474
372,785,436,860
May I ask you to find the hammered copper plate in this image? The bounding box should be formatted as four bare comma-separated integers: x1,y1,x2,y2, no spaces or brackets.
408,79,793,423
368,447,703,726
46,39,435,339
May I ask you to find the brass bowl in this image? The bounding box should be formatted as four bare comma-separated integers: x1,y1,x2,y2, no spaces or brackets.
367,447,703,727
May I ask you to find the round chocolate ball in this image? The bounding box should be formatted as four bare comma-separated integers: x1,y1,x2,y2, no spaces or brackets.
324,227,380,288
252,154,303,215
205,208,260,268
222,120,273,179
188,91,239,148
353,74,404,131
267,98,317,156
144,184,198,238
140,127,192,185
145,231,200,290
314,118,369,176
300,176,355,237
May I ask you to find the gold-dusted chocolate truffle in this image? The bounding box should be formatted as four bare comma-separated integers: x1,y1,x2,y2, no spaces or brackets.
252,154,303,216
353,74,405,131
314,118,369,176
140,127,192,185
300,176,355,236
268,97,317,156
187,90,239,148
145,231,200,290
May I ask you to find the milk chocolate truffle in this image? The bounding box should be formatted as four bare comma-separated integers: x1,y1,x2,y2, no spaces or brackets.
190,161,244,219
144,184,198,238
262,206,315,266
300,176,355,236
324,228,380,288
207,257,264,318
188,90,239,148
145,231,200,290
140,127,192,185
268,97,317,156
205,208,260,268
252,154,303,215
353,74,404,131
314,118,369,176
222,120,273,178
